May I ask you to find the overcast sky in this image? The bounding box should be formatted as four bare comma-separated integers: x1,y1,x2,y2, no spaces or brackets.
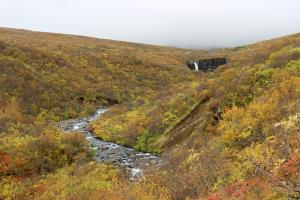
1,0,300,49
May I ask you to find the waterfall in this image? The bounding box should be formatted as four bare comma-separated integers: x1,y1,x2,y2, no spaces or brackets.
194,62,199,71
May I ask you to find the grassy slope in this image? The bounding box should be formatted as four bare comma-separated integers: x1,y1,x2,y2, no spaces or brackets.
0,27,205,122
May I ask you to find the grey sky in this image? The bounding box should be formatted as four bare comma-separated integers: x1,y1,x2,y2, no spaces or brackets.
1,0,300,49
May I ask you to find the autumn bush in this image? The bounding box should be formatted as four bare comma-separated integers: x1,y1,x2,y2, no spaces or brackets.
0,128,92,177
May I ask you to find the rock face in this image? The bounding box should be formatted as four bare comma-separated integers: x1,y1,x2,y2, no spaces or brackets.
187,58,227,72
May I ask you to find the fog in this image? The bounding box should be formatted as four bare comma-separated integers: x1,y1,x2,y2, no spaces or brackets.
1,0,300,49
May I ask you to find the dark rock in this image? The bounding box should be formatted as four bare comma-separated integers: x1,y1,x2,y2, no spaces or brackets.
187,58,227,72
77,97,85,103
187,61,196,70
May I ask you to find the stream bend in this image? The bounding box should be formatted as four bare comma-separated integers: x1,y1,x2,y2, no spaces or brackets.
58,108,161,180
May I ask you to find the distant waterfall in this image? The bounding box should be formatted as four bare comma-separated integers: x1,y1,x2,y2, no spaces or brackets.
194,62,199,71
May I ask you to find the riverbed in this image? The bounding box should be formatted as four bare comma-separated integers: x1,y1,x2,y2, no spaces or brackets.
57,108,161,180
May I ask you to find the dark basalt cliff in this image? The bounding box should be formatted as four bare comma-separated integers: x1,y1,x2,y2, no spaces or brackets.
187,58,227,71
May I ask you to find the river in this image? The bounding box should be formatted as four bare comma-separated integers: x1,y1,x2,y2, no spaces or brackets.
57,108,161,180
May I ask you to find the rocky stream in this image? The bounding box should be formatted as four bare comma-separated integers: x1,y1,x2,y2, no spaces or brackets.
57,108,161,180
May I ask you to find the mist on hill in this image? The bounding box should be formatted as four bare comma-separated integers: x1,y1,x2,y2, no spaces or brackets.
1,0,300,49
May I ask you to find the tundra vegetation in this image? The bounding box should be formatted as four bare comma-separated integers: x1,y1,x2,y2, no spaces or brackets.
0,28,299,199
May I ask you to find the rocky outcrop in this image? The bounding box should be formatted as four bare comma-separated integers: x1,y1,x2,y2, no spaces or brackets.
187,58,227,72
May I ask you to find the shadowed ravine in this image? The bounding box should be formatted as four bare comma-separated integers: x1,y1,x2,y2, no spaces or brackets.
57,108,162,180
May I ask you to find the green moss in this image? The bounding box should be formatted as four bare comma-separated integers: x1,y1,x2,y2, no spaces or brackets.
134,129,162,154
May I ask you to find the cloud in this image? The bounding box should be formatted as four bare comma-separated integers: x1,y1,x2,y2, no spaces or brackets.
1,0,299,49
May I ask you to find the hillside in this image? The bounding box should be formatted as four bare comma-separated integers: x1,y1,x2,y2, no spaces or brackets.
0,28,300,200
0,27,206,121
92,32,300,152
